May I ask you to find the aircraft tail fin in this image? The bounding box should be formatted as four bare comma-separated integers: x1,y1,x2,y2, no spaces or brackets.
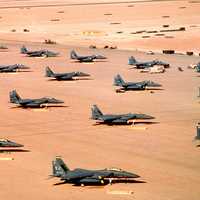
114,74,125,86
21,45,28,54
128,56,137,65
45,66,55,77
70,50,78,59
9,90,21,103
52,157,70,178
91,104,103,120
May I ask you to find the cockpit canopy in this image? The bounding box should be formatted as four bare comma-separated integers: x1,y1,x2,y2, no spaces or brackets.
0,139,9,142
105,167,123,172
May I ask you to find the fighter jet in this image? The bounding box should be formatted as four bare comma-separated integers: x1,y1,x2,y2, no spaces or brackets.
128,56,169,69
45,66,90,81
9,90,64,108
114,74,162,92
91,104,154,125
21,46,59,57
50,156,140,186
0,139,24,148
0,64,29,73
70,50,107,62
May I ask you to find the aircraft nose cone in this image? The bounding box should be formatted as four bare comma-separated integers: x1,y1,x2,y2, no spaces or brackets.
146,81,162,87
7,141,24,147
21,65,29,69
48,98,64,103
79,72,90,77
144,114,155,119
151,83,162,87
95,55,107,59
15,64,29,69
119,171,140,178
156,83,162,87
55,99,64,103
128,172,140,178
13,143,24,147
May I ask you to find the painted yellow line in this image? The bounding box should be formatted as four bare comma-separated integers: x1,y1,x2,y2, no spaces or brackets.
129,126,147,130
107,190,134,195
0,157,14,160
82,62,95,65
32,109,48,112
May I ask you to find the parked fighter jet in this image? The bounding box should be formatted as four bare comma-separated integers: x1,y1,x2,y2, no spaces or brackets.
21,46,59,57
128,56,169,69
0,139,24,148
91,104,154,125
0,64,29,73
50,156,140,186
9,90,64,108
70,50,107,62
45,66,90,81
114,74,162,92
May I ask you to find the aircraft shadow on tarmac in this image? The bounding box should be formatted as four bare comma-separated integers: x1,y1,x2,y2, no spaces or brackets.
111,179,146,184
10,105,68,109
134,121,160,125
53,181,105,187
92,121,159,126
1,70,34,73
145,88,164,91
53,179,146,187
47,78,93,81
16,70,33,72
17,70,33,73
71,60,108,63
0,149,30,153
116,89,164,93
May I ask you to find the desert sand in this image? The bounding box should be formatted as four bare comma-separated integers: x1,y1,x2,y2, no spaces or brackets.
0,0,199,52
0,1,200,200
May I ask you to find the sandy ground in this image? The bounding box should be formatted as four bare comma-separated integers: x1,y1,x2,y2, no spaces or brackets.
0,1,200,200
0,41,200,200
0,0,199,52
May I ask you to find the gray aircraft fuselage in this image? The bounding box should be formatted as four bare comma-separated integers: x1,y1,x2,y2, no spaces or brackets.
70,50,106,62
0,64,29,73
91,104,154,125
45,67,90,80
16,98,64,107
0,139,24,148
10,90,64,108
96,113,154,124
114,74,162,91
117,81,161,91
61,168,139,181
52,157,140,185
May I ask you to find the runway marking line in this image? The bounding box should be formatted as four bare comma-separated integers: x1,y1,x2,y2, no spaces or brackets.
107,190,134,195
32,109,49,112
0,157,14,160
129,126,147,130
